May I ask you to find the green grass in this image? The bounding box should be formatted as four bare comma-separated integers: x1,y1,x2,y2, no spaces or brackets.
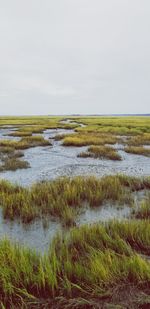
1,220,150,307
78,145,122,161
0,175,149,225
125,146,150,157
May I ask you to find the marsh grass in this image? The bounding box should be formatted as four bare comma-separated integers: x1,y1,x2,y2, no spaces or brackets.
0,135,51,150
1,220,150,307
72,116,150,135
0,144,30,172
125,146,150,157
0,157,30,172
78,145,122,161
134,195,150,219
0,175,149,225
63,133,118,147
127,133,150,146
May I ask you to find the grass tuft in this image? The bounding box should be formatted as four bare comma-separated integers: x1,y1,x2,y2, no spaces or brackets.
78,145,122,161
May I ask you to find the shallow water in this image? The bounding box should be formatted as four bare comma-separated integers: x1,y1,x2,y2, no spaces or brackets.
0,209,61,253
0,190,146,252
0,203,132,252
0,127,20,141
77,204,131,225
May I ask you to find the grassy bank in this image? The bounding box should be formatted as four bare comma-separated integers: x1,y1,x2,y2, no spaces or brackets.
0,220,150,308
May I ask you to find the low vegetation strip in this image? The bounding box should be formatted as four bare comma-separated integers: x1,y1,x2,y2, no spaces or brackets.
0,220,150,308
63,133,118,146
125,146,150,157
78,145,122,160
0,135,51,150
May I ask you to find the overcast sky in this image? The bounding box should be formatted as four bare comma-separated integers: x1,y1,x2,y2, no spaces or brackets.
0,0,150,115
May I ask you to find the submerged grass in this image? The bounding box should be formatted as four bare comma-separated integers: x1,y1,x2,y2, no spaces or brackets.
78,145,122,161
1,220,150,307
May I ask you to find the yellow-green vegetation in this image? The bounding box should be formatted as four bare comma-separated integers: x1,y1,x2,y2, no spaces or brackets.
54,133,75,141
0,135,49,172
0,158,30,172
63,133,118,146
1,220,150,308
125,146,150,157
0,116,79,138
0,116,67,127
0,146,29,172
0,175,149,225
127,133,150,146
72,116,150,135
0,135,51,150
134,195,150,219
1,116,150,158
78,145,122,160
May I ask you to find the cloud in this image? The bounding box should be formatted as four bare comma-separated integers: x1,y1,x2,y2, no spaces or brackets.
0,0,150,114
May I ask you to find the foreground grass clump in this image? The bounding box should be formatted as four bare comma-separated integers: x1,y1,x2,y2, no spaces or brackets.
125,146,150,157
78,145,122,161
1,220,150,307
0,175,149,225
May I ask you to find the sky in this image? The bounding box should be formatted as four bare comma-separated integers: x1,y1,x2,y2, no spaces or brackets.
0,0,150,115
